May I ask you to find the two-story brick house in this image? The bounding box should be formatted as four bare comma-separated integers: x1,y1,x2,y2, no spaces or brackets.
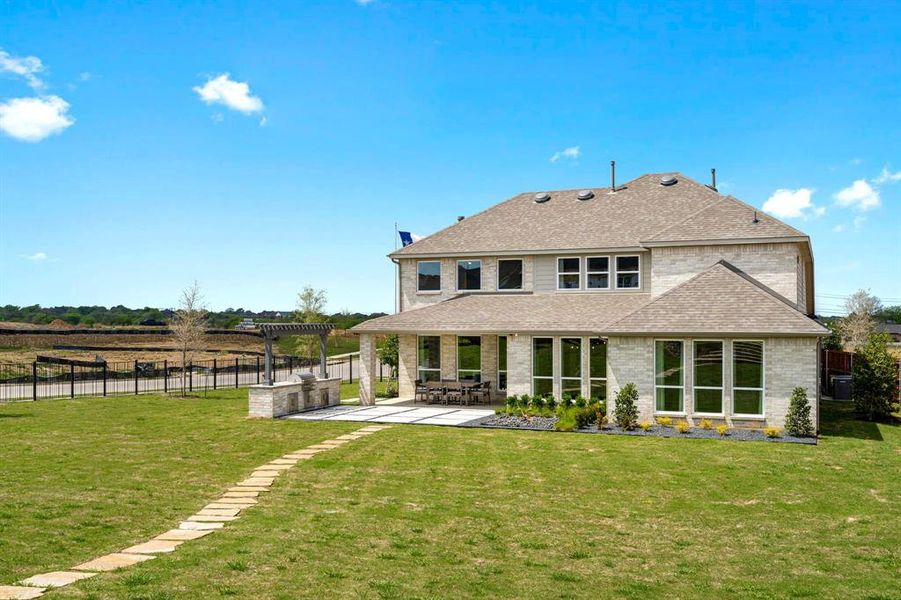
352,172,828,429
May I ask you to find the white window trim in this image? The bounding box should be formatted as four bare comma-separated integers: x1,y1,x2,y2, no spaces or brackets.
693,339,724,416
586,255,611,290
589,337,607,397
615,254,641,290
559,337,582,398
416,260,442,294
496,258,524,292
417,335,441,382
556,256,582,291
532,337,554,395
732,339,766,418
456,259,482,292
456,335,482,381
497,335,508,390
654,339,685,415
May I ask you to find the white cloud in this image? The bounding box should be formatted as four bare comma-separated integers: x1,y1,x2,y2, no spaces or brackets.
761,188,821,219
78,72,91,82
0,48,45,89
549,146,580,163
834,179,880,211
873,165,901,184
193,73,264,114
23,252,48,261
355,0,375,5
832,224,844,233
853,216,866,231
0,96,74,142
411,233,424,242
850,158,864,166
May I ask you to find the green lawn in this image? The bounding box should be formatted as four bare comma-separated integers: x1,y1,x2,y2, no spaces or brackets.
1,395,899,599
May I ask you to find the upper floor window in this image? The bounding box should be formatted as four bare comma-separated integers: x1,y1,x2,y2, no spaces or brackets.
497,259,523,290
557,257,581,290
457,260,481,291
417,261,441,292
616,255,640,289
587,256,610,289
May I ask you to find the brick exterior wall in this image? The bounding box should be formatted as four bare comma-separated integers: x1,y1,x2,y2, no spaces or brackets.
607,337,656,419
765,337,819,428
248,377,341,418
506,334,531,396
397,333,417,398
359,333,377,406
481,334,499,398
399,256,533,311
440,334,457,380
651,243,802,308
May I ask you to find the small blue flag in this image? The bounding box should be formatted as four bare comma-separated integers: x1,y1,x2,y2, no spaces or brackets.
398,231,414,247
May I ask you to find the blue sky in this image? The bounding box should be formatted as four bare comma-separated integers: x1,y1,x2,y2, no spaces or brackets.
1,1,899,315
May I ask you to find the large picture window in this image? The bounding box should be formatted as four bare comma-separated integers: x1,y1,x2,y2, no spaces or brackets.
557,257,581,290
560,338,581,399
532,337,553,396
589,338,607,401
417,336,441,382
457,336,481,381
417,261,441,292
655,340,684,412
694,341,723,414
457,260,481,291
497,259,523,290
498,336,508,391
586,257,610,289
733,341,764,416
616,255,640,289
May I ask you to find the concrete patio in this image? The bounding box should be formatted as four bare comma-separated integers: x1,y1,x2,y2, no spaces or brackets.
283,401,495,426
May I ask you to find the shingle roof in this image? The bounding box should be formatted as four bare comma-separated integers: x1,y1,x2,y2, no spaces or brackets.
351,292,651,334
392,172,807,257
603,261,829,336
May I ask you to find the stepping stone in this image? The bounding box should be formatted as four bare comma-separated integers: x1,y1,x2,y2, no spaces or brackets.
20,571,95,588
186,514,238,522
179,521,224,531
197,508,241,517
283,455,316,460
238,478,274,487
215,497,256,506
260,463,293,470
228,486,268,493
207,502,252,510
122,539,183,554
306,444,338,450
222,491,260,498
334,435,364,440
156,528,214,541
249,471,282,478
268,459,298,465
73,553,154,572
0,585,46,599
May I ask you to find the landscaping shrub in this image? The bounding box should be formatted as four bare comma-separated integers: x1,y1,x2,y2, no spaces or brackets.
785,386,814,437
574,406,595,429
516,394,532,409
656,416,672,427
852,332,896,420
613,383,639,430
699,418,713,430
639,421,653,431
574,396,587,408
555,411,576,432
505,395,518,409
559,396,574,409
675,421,690,434
595,410,608,429
545,396,557,410
716,424,729,437
764,427,781,438
531,395,546,411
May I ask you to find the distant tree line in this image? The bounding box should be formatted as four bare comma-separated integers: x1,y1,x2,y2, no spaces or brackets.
0,304,386,330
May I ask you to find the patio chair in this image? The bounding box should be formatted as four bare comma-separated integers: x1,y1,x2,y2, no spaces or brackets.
414,379,429,403
443,381,464,405
426,380,445,404
468,381,491,405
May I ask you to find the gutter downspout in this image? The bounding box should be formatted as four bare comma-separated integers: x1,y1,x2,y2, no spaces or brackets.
392,257,402,314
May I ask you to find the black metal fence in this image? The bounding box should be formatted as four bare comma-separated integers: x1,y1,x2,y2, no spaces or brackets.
0,353,390,403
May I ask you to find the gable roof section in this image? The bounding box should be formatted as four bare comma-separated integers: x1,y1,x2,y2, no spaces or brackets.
392,173,723,257
641,193,807,244
351,292,651,335
604,261,829,336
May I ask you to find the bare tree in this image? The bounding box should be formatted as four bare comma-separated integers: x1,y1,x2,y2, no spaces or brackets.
170,282,207,395
840,289,882,352
294,286,328,367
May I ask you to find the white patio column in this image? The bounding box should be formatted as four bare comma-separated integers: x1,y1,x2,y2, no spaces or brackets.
506,334,531,396
359,333,377,406
397,334,417,399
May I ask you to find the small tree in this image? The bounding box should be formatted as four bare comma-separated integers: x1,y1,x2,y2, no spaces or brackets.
852,332,895,420
170,282,207,396
785,386,814,437
376,334,399,380
823,321,843,351
840,290,882,352
294,286,328,366
614,383,639,430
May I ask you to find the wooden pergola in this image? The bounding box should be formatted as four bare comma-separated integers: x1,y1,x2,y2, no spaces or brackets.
257,323,335,385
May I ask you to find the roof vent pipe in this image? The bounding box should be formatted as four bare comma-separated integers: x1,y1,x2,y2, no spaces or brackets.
610,160,616,192
457,215,465,222
752,210,760,224
711,168,717,191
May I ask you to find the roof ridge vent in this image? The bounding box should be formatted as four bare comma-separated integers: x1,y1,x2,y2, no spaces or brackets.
660,175,677,186
534,192,551,203
577,190,594,201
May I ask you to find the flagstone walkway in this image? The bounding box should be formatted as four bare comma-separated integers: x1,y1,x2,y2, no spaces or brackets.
0,425,392,600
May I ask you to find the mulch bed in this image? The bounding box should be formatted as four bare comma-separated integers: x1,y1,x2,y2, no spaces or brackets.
467,414,817,444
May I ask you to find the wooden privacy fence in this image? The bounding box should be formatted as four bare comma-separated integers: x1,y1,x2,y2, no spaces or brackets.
820,348,901,401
